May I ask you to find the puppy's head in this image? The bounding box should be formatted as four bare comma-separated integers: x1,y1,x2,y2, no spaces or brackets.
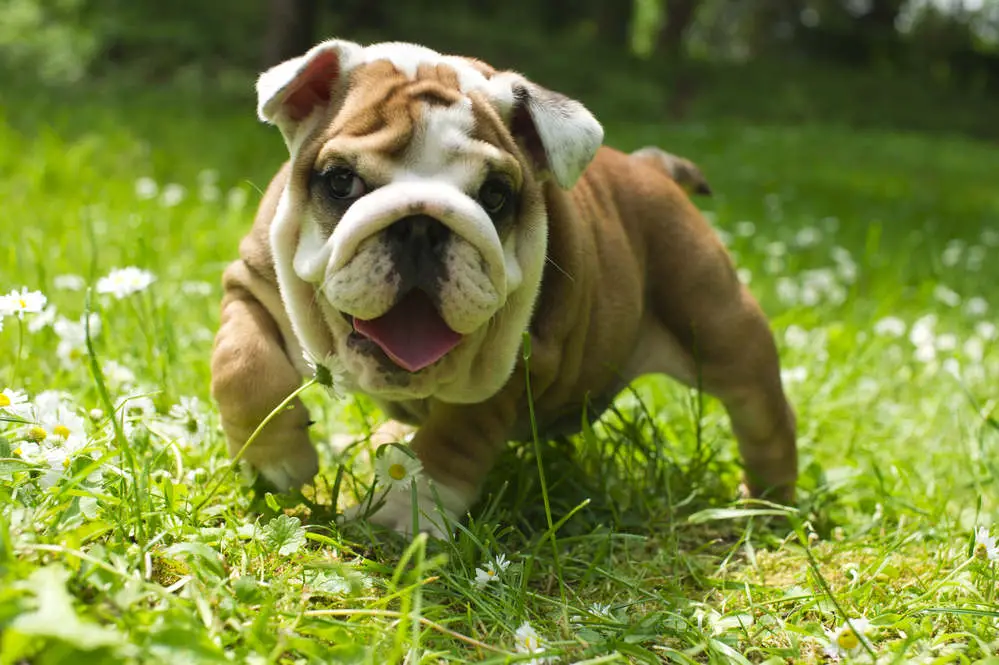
259,40,603,403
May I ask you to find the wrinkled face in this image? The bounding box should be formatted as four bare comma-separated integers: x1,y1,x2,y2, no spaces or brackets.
260,41,602,403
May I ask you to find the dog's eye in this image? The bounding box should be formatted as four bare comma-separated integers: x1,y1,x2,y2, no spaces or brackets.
478,178,512,216
326,167,366,199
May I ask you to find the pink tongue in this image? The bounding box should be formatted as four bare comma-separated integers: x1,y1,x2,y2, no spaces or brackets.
353,291,463,372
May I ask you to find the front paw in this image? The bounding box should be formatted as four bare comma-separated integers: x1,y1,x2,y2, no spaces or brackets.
227,426,318,491
344,476,470,539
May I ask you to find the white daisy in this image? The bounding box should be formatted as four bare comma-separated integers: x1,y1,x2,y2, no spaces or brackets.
30,391,87,443
303,350,349,398
513,621,550,664
27,305,57,333
134,176,159,200
53,274,86,291
53,314,102,368
102,360,136,391
588,602,613,619
0,388,32,419
823,618,871,661
473,553,511,589
96,267,156,299
874,316,906,337
0,288,47,319
159,183,186,207
13,434,86,488
933,284,961,307
373,445,423,492
781,366,808,384
160,396,208,447
974,526,998,562
965,296,989,317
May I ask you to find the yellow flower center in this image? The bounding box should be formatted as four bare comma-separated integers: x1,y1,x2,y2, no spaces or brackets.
63,457,71,468
487,569,496,577
837,629,859,650
27,426,48,441
18,298,26,308
53,424,71,439
13,447,22,457
388,463,407,481
0,394,10,407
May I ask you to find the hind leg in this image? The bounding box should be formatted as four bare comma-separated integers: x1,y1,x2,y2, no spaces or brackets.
625,193,798,501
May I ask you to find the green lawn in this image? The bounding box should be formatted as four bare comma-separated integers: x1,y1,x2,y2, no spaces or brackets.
1,83,998,664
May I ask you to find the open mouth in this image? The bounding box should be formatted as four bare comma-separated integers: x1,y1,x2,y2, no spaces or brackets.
351,290,463,373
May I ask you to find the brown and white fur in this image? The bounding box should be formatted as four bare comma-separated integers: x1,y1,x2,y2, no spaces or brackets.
210,39,798,536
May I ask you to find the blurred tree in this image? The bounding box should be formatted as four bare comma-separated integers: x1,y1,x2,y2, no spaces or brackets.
263,0,318,68
660,0,702,59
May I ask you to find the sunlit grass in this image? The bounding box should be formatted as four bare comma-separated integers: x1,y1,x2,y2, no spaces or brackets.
1,88,998,664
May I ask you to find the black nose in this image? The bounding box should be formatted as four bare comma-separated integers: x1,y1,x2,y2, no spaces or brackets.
384,215,451,298
385,215,450,250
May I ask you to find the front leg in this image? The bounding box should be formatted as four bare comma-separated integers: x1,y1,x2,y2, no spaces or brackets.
357,383,522,538
210,260,317,490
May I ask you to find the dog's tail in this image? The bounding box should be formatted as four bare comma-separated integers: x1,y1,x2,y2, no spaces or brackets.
630,146,712,197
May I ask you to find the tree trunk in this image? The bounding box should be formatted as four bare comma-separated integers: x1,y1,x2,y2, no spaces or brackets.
262,0,319,68
659,0,700,60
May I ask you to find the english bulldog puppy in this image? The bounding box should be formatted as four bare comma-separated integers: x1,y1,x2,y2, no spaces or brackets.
210,39,798,536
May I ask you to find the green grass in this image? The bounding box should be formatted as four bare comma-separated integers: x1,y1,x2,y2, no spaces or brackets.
1,78,998,665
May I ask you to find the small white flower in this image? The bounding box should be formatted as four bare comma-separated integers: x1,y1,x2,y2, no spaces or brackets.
473,553,511,589
27,305,57,333
100,360,135,390
776,277,799,306
765,241,787,257
964,296,988,317
134,177,159,200
303,351,348,398
975,321,997,341
227,187,249,211
119,394,157,422
935,333,958,352
963,337,985,363
942,358,961,378
30,391,87,443
874,316,906,337
53,274,86,291
0,388,32,419
974,526,999,561
588,603,613,619
784,325,809,349
96,267,156,299
373,445,423,492
781,366,808,384
53,314,101,368
0,288,47,319
909,315,937,348
941,240,964,267
981,228,999,247
734,221,756,237
933,284,961,307
160,183,186,207
161,396,208,447
823,617,871,660
795,226,822,248
513,621,550,663
736,268,752,285
914,344,936,364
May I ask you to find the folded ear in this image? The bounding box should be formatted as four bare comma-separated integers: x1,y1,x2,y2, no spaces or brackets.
256,39,364,146
507,80,604,189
